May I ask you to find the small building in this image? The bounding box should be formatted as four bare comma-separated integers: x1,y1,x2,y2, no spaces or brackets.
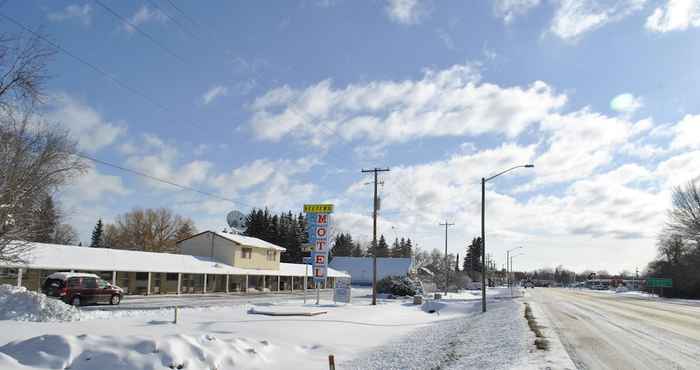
0,231,349,295
177,231,285,271
329,256,412,285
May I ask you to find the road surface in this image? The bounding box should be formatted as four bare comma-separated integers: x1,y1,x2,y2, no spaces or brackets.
529,288,700,370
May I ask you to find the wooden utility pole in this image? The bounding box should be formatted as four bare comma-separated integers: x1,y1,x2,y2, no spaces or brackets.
362,167,390,306
439,221,454,296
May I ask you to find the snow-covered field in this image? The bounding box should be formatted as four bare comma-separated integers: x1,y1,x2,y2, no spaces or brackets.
0,285,559,369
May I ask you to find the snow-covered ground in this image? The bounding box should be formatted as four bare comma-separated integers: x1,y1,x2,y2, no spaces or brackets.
0,285,562,369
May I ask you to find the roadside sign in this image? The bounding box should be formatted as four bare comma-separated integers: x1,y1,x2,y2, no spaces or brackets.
304,204,333,285
304,204,334,213
334,277,352,303
647,277,672,288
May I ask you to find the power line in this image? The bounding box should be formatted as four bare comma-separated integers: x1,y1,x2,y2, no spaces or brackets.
162,0,203,29
74,152,252,208
144,0,201,40
0,12,168,111
92,0,188,64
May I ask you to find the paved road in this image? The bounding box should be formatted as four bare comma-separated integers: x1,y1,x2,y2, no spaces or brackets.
530,288,700,370
80,289,336,311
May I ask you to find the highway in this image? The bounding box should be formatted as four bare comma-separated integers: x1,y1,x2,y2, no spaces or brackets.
529,288,700,370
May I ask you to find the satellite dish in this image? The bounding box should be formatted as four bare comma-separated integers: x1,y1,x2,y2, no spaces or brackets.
226,210,247,234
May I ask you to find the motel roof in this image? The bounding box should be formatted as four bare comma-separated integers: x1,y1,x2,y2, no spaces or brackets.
2,242,349,278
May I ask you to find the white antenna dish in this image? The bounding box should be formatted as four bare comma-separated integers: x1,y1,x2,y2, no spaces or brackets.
226,210,247,234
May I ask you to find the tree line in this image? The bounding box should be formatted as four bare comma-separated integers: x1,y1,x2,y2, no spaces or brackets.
646,181,700,298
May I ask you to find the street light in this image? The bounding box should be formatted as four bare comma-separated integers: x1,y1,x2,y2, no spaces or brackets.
506,246,523,292
510,252,524,297
481,164,534,313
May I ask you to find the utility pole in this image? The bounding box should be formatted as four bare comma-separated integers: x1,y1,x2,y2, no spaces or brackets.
439,221,454,296
362,167,390,306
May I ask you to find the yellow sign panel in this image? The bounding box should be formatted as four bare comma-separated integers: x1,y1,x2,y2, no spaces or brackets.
303,204,334,213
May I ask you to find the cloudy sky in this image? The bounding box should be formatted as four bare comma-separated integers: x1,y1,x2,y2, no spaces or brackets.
5,0,700,273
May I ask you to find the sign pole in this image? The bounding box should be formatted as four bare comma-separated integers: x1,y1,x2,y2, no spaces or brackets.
304,264,307,304
316,284,320,305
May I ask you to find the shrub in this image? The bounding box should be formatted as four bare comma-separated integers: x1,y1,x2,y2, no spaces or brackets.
376,275,423,297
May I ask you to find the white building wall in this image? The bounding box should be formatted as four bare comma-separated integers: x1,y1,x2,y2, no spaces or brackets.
178,232,235,265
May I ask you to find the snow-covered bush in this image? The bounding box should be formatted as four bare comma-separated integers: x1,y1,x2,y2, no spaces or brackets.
0,284,79,322
376,275,423,297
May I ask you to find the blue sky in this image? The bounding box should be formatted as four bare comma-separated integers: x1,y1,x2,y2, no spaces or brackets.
4,0,700,273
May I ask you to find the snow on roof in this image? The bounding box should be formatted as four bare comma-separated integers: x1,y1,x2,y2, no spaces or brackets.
46,272,100,280
213,231,286,251
329,257,412,284
2,242,348,278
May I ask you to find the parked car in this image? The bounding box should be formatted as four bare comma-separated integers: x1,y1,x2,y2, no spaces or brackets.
42,272,123,306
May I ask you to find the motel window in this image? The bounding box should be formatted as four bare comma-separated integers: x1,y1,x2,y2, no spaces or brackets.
242,247,252,259
266,250,276,261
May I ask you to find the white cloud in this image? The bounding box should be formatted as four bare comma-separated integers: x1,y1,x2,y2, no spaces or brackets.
610,93,643,114
249,63,566,146
646,0,700,32
521,109,635,188
122,134,213,189
202,85,229,105
655,150,700,186
122,5,167,33
385,0,430,25
550,0,646,40
45,94,126,153
669,114,700,149
47,4,92,26
494,0,542,23
63,163,129,201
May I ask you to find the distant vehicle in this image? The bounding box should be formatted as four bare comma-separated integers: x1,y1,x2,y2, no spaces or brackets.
523,281,535,289
42,272,123,306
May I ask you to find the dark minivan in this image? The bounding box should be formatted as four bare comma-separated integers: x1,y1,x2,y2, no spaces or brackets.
42,272,123,306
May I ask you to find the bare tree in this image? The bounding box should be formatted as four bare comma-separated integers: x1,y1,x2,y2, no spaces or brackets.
103,208,197,253
0,32,54,111
1,110,86,262
668,181,700,242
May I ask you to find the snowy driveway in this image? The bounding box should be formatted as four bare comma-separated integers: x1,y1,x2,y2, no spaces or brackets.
529,288,700,370
80,290,335,311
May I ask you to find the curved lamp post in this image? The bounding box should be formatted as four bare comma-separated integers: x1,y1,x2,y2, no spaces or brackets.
506,246,523,291
510,252,525,297
481,164,534,313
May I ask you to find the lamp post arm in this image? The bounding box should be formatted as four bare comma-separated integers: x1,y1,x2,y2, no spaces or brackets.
485,165,531,182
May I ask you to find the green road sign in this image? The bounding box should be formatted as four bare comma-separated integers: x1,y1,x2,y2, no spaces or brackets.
647,277,672,288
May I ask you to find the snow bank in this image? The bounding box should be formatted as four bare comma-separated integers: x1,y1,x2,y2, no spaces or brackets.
0,334,275,370
0,285,79,322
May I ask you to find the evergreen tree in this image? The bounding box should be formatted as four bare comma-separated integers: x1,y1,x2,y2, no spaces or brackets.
351,242,364,257
90,219,104,248
332,233,354,257
390,237,401,257
455,253,460,272
375,234,390,257
404,238,413,258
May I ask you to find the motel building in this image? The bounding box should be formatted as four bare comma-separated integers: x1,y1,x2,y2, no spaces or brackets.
0,230,349,296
